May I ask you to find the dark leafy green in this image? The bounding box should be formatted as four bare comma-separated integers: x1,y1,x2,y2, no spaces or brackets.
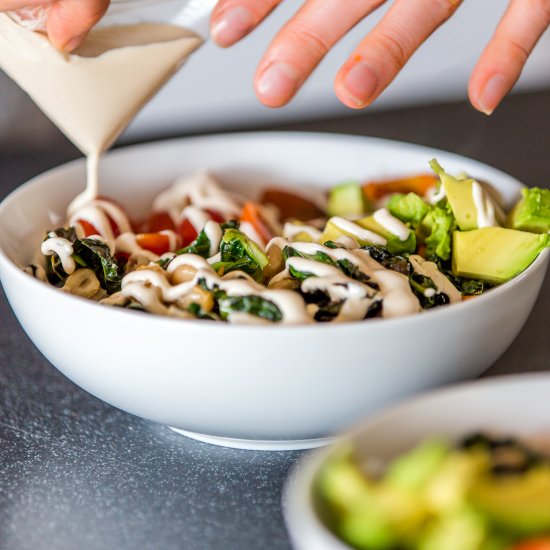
187,302,219,321
175,228,212,258
212,228,268,282
217,294,282,322
220,220,240,231
362,246,411,276
284,245,376,286
426,255,490,296
72,238,122,293
43,227,78,287
409,272,450,309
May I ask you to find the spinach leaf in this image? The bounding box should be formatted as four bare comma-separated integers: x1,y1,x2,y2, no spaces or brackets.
175,229,211,258
187,302,220,321
288,264,316,281
213,228,268,282
283,245,335,265
409,272,449,309
363,246,411,276
220,220,240,231
313,300,342,322
335,258,377,288
217,294,282,322
72,238,122,294
43,226,78,287
46,227,78,242
284,245,377,286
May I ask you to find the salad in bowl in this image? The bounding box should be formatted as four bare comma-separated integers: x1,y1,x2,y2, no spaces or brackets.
29,160,549,326
284,374,550,548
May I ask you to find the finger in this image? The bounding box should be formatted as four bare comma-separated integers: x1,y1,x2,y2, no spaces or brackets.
46,0,110,51
334,0,463,109
254,0,386,108
469,0,550,115
211,0,283,48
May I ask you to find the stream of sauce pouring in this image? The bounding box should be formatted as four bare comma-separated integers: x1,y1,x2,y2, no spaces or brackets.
0,14,202,211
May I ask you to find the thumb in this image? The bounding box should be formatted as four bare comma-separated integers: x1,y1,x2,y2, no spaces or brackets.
47,0,110,51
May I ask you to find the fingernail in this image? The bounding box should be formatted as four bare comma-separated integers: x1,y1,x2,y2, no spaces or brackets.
342,61,379,107
62,32,86,52
211,6,254,47
257,62,300,106
478,74,507,115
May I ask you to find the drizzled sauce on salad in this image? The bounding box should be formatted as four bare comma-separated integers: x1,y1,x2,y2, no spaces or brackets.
32,166,550,324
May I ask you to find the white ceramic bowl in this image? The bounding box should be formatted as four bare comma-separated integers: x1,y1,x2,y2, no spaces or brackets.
283,373,550,550
0,132,548,450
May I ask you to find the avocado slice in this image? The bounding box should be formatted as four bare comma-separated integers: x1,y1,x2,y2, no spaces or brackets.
417,507,489,550
468,466,550,535
507,187,550,234
357,213,416,255
430,160,479,230
315,447,374,513
327,182,367,218
319,217,388,247
386,438,450,492
452,227,549,284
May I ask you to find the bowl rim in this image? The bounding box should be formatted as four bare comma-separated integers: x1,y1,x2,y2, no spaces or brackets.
282,371,550,549
0,130,547,335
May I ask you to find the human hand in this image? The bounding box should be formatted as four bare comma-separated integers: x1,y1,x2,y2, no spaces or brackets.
1,0,110,51
210,0,550,115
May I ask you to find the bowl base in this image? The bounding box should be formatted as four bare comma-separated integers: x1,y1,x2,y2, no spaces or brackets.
168,427,337,451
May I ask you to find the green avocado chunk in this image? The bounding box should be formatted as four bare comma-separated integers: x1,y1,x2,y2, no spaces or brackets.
430,160,479,231
327,182,367,218
507,187,550,234
452,227,549,284
468,465,550,535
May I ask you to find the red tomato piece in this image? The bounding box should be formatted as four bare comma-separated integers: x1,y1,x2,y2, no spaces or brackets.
77,219,100,237
508,540,550,550
177,218,198,247
136,233,172,256
145,211,176,233
206,209,225,223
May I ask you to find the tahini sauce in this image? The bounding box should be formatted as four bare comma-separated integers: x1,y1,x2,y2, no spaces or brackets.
0,14,202,201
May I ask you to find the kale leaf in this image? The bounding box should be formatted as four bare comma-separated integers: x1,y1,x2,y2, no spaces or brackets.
43,227,78,287
409,272,450,309
212,228,268,282
175,229,211,258
217,294,282,322
363,246,411,276
72,238,122,294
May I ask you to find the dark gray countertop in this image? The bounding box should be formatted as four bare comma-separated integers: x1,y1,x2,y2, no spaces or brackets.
1,90,549,550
